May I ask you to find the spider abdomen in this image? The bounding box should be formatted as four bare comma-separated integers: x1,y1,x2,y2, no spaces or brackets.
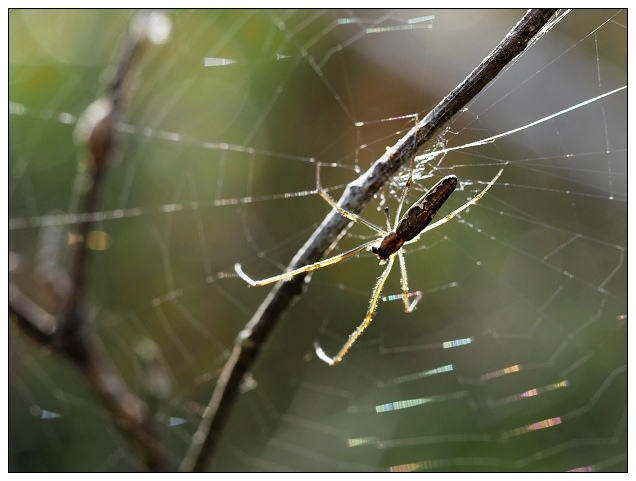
372,175,457,261
396,175,457,242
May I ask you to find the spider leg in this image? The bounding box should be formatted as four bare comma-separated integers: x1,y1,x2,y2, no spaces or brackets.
392,156,416,226
397,250,422,313
413,168,503,239
316,163,387,235
235,238,379,287
315,256,395,366
317,188,386,235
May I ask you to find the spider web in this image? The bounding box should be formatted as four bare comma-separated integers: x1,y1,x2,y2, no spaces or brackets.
8,9,627,472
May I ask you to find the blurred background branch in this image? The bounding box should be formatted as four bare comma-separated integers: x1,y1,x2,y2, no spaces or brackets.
9,10,170,472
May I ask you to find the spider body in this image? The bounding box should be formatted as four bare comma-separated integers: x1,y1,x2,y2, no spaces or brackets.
373,175,457,261
235,163,502,366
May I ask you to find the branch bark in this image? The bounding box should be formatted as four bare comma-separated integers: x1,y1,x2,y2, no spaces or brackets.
181,9,561,472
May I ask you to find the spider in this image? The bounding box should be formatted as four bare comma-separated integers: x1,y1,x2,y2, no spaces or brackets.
235,161,503,366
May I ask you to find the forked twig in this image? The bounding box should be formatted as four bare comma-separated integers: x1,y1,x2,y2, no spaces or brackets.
181,9,561,472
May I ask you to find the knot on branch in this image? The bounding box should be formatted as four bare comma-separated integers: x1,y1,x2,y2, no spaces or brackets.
74,98,118,174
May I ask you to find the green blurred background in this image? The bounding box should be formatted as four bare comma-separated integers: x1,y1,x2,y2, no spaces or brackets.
9,10,626,471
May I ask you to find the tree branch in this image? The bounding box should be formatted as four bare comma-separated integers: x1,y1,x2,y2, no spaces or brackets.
181,9,561,472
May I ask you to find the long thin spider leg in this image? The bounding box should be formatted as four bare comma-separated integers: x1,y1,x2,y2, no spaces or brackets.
383,207,391,231
392,157,416,228
410,168,503,240
235,239,379,287
316,163,387,235
315,256,395,366
317,189,386,235
397,250,422,313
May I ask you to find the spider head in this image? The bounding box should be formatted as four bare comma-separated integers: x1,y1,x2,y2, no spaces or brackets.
371,248,388,264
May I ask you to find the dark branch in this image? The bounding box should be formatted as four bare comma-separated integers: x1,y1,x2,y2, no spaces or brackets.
181,9,561,472
68,11,151,309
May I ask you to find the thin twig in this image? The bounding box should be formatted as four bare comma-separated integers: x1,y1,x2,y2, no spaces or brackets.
9,11,166,472
181,9,561,472
68,11,149,310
